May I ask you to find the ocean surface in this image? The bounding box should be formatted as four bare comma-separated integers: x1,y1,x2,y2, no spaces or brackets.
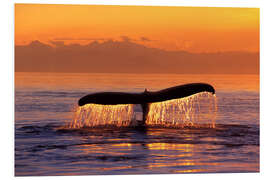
15,72,259,176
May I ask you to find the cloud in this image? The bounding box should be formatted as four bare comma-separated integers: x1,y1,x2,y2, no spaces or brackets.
52,36,155,44
120,36,133,42
15,39,259,74
50,40,65,47
53,37,106,41
140,37,152,42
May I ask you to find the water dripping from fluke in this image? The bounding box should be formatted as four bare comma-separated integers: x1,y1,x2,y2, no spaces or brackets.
66,83,217,129
68,104,135,128
146,92,217,128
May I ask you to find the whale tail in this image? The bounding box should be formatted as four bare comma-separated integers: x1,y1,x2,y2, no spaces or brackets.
78,83,215,127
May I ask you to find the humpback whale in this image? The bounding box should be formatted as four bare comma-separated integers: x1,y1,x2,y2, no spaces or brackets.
78,83,215,126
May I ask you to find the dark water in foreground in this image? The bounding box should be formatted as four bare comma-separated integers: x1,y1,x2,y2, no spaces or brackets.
15,73,259,175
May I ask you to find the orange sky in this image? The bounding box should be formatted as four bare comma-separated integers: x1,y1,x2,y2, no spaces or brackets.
15,4,259,53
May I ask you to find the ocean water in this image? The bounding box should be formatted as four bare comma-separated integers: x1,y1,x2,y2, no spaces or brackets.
15,72,259,176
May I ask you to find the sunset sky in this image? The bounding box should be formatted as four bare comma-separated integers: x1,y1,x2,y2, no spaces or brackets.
15,4,259,73
15,4,259,52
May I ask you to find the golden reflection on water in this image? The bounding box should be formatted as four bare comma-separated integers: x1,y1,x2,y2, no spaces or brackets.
145,142,223,173
146,129,197,171
98,165,133,171
75,144,130,156
74,141,206,173
15,72,259,92
146,142,196,170
57,129,258,174
147,143,193,151
144,129,225,173
112,143,133,148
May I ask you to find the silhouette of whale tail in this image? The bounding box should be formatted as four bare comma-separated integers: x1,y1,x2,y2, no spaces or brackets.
78,83,215,126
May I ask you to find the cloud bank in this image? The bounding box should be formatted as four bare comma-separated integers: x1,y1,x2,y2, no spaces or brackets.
15,39,259,74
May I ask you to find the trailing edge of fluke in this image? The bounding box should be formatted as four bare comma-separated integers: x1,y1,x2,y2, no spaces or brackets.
78,83,215,127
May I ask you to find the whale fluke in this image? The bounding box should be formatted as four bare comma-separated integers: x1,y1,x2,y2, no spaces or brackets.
78,83,215,126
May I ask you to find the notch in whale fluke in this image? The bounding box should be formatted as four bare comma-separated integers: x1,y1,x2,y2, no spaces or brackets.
78,83,215,106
